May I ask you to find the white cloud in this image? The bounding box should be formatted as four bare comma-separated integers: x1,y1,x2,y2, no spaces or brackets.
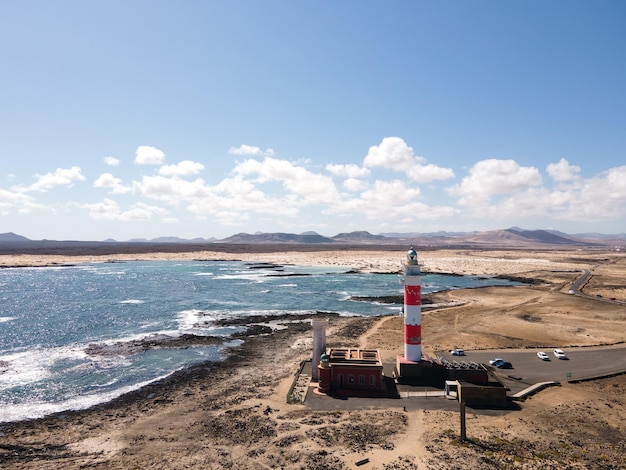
364,137,417,171
326,179,457,222
135,146,166,165
84,198,120,220
103,156,120,166
133,175,210,202
18,166,85,193
228,144,262,156
85,198,168,221
93,173,131,194
210,176,298,216
233,156,341,205
325,163,370,178
446,160,626,224
228,144,275,157
132,156,342,226
547,158,581,182
481,188,552,219
360,180,421,210
184,175,300,227
0,188,44,214
407,163,455,183
132,172,293,220
342,178,368,192
129,149,461,230
234,157,279,181
449,159,542,205
285,171,339,205
569,165,626,220
159,160,205,177
7,138,624,238
603,166,626,198
363,137,454,183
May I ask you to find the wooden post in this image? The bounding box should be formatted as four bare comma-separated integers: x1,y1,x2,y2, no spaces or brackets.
459,401,467,441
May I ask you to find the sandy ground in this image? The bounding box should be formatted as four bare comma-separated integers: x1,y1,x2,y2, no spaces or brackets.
0,247,625,469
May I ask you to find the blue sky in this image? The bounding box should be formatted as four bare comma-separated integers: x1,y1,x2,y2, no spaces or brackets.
1,1,625,241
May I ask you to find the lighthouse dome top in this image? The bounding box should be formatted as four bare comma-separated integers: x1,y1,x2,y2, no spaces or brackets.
406,246,418,265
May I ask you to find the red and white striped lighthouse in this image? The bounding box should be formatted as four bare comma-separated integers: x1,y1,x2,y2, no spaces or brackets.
403,247,422,362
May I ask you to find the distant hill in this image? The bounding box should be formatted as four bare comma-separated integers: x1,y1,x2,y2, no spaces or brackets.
221,230,398,244
457,228,600,247
332,231,389,242
0,232,30,242
215,228,606,247
1,228,622,251
570,232,626,241
505,228,581,244
220,232,335,244
380,231,475,239
148,236,214,243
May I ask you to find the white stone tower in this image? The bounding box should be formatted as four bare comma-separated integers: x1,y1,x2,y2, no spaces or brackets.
311,319,329,381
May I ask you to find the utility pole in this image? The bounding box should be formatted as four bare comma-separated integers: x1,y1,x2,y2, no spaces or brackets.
459,401,467,441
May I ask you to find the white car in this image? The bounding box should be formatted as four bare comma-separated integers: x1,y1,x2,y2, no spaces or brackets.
450,349,465,356
537,351,550,361
553,348,567,360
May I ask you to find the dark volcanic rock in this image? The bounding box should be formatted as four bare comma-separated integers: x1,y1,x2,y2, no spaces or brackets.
233,325,274,337
85,334,226,356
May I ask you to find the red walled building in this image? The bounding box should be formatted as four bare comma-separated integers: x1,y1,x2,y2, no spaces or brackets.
317,348,393,397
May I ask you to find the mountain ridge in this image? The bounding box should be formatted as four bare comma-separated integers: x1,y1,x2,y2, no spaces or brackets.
1,228,624,249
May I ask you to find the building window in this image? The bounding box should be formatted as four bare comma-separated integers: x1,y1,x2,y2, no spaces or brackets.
348,375,355,385
369,375,376,386
358,375,365,385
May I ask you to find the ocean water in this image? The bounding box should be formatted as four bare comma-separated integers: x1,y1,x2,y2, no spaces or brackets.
0,260,520,422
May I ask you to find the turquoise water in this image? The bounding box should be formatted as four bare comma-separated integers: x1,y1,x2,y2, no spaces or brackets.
0,260,520,422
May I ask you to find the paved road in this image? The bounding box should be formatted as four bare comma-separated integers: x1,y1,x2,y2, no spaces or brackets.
570,268,590,292
442,345,626,394
569,267,625,305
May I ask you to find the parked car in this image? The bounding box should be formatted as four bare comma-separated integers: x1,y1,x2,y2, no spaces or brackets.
489,359,512,369
450,349,465,356
496,361,513,369
537,351,550,361
553,348,568,360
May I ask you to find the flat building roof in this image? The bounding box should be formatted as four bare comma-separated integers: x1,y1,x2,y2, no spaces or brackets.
327,348,382,366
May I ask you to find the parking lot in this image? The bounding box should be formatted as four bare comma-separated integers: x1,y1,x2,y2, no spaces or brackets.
440,345,626,394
